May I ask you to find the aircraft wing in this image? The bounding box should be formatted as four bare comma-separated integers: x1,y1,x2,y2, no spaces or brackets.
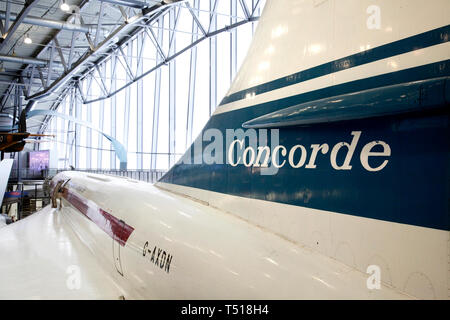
0,205,127,299
0,141,19,151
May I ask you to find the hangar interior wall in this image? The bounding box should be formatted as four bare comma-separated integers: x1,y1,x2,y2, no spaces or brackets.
37,0,265,171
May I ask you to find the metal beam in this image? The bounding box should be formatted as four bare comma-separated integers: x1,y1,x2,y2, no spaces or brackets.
28,15,144,100
0,54,48,66
86,83,92,169
72,1,183,99
67,31,78,69
0,78,42,88
4,1,11,35
150,17,164,170
0,12,91,33
118,46,135,80
20,0,91,108
123,43,132,153
0,80,15,113
186,0,199,149
46,43,55,88
110,55,117,170
209,0,217,115
230,0,238,82
80,15,95,51
0,0,40,53
99,0,149,9
97,65,105,169
118,6,128,21
169,9,176,167
94,2,105,46
168,7,181,53
136,32,143,170
74,90,81,169
27,65,35,96
145,27,166,62
36,66,46,89
251,0,261,17
60,98,66,167
53,38,67,71
135,28,146,73
185,2,207,36
76,82,86,103
27,1,181,102
66,89,75,167
94,65,109,95
82,16,259,104
16,2,91,138
239,0,250,19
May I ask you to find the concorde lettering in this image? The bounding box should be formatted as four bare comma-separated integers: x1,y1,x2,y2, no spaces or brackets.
227,130,391,172
181,129,391,173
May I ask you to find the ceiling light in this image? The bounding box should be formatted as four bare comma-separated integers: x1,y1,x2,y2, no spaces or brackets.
24,34,32,44
60,1,70,12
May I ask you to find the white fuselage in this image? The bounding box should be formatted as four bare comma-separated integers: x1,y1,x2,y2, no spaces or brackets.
53,171,410,299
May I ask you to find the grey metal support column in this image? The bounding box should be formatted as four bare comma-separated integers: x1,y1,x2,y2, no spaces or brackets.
0,81,15,113
230,0,238,83
110,55,117,170
66,88,75,168
94,1,104,46
185,0,199,149
251,0,258,33
52,109,58,163
17,85,21,127
60,97,66,168
168,8,176,168
123,43,133,165
136,33,144,170
209,0,218,116
150,17,164,170
15,85,21,181
75,89,81,169
86,80,92,169
4,1,10,35
11,84,17,127
97,65,105,169
68,31,78,69
46,43,56,88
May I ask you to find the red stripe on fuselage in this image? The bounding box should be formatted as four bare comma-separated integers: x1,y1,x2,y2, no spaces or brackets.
61,187,134,246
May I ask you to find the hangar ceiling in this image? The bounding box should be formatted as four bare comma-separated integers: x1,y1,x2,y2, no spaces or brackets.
0,0,263,134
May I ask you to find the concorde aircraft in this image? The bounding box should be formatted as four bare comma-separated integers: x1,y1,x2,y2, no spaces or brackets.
0,0,448,299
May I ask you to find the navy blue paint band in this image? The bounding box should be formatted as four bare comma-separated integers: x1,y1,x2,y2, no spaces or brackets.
241,77,450,128
220,25,450,106
161,61,450,231
216,60,450,122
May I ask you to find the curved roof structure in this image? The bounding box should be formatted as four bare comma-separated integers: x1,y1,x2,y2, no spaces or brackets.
0,0,264,136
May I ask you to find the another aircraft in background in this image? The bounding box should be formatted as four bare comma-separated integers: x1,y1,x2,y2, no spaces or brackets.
0,112,54,159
